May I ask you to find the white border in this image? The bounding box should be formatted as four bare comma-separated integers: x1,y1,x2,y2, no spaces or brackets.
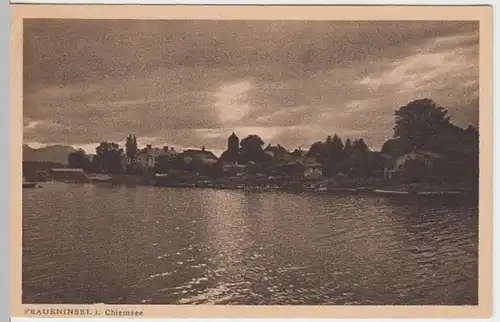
7,1,497,322
7,0,497,5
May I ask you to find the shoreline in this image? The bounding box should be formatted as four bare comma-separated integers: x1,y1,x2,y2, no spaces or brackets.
34,174,478,200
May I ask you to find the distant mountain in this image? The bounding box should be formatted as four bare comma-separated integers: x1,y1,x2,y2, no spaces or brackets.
23,144,76,165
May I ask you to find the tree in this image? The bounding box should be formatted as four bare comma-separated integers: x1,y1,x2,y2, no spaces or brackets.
239,135,267,163
306,141,325,159
68,148,92,171
344,138,353,155
381,138,402,156
324,134,344,161
352,138,369,153
291,148,303,157
393,98,451,152
240,134,264,151
125,134,138,159
344,151,384,178
93,142,123,173
465,124,479,137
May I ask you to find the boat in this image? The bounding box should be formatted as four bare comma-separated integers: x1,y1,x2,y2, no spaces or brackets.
373,189,409,195
88,174,113,183
356,187,375,193
329,188,358,193
23,176,41,189
373,189,464,199
315,184,328,192
417,191,461,196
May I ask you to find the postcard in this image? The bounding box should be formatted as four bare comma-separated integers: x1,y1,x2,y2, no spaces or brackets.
10,4,493,319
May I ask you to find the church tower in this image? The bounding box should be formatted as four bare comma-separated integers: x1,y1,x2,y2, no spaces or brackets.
228,132,239,153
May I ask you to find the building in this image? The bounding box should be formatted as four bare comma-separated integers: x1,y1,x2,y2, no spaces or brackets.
136,145,155,169
383,150,442,180
220,163,247,176
181,147,218,166
228,132,239,154
264,144,293,162
219,132,240,165
159,146,178,160
136,144,178,169
121,155,133,167
49,168,90,183
301,159,323,179
282,157,323,180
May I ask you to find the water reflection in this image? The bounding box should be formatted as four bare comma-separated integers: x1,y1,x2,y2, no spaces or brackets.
23,183,478,305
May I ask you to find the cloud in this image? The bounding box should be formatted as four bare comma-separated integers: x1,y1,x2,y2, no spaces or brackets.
214,81,253,125
23,20,479,153
356,29,479,129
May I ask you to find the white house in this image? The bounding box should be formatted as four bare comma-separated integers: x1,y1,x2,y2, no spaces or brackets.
302,160,323,180
136,145,178,169
136,152,155,168
383,150,442,180
282,157,323,180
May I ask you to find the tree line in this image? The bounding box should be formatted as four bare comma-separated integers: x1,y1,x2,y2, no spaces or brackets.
67,98,479,181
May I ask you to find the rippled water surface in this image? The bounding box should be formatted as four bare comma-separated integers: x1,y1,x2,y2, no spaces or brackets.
22,182,478,305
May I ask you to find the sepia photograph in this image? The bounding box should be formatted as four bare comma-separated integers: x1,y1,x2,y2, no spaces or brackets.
11,4,493,319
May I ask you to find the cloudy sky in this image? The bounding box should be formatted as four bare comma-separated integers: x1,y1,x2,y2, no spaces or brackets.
23,19,479,156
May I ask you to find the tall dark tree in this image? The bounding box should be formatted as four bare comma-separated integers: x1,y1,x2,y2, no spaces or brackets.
328,134,344,160
344,138,353,155
94,142,123,173
386,99,479,182
239,135,267,163
125,134,138,159
393,98,451,152
465,124,479,137
464,125,479,153
352,138,369,153
240,135,264,151
306,141,325,160
68,148,92,171
308,135,344,162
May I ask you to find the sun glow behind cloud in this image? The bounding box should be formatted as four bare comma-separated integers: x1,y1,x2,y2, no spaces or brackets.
214,81,253,125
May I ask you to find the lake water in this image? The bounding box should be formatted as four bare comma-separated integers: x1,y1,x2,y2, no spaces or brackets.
22,182,478,305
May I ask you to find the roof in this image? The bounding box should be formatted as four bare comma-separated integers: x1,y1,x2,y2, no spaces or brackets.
182,149,218,160
265,145,289,156
392,150,442,171
284,157,321,167
395,150,442,161
291,149,306,157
